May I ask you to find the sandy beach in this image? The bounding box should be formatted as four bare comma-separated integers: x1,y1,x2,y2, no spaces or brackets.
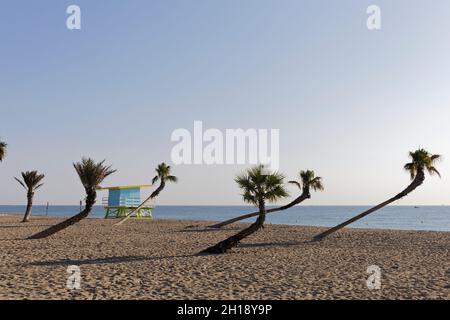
0,214,449,300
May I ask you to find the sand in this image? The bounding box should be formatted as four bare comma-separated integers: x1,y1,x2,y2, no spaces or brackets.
0,214,449,300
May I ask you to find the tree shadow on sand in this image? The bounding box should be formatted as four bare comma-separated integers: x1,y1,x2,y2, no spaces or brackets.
177,227,243,233
238,240,309,249
0,224,53,229
29,254,193,267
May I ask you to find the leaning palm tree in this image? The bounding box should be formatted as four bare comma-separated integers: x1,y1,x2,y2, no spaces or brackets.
15,171,45,223
200,165,289,254
0,138,7,162
115,162,178,226
28,158,116,239
209,170,323,228
314,148,441,241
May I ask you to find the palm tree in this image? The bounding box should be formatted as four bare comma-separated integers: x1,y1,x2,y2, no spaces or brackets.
314,148,441,241
28,158,116,239
15,171,45,223
209,170,323,228
200,165,289,254
0,138,7,162
115,162,178,226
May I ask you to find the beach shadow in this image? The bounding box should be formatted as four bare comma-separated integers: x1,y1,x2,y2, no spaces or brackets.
194,240,313,256
29,254,193,267
178,227,242,233
0,224,53,229
239,240,306,249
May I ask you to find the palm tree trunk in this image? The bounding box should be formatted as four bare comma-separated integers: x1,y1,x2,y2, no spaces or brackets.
208,189,310,229
313,170,425,241
114,181,165,226
200,199,267,254
22,191,34,223
27,190,96,239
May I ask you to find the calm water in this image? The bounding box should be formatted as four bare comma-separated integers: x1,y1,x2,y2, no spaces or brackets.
1,205,450,232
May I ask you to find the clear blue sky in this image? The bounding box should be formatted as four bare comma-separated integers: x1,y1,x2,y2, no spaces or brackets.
1,0,450,205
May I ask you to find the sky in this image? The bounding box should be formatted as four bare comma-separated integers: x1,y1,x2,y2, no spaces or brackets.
1,0,450,206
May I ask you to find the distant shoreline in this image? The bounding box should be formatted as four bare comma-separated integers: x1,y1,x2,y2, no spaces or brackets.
1,212,449,234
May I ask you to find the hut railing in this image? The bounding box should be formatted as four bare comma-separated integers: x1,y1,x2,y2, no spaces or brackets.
102,197,153,208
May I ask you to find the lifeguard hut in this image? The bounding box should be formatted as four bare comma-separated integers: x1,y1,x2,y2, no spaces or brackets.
98,185,154,219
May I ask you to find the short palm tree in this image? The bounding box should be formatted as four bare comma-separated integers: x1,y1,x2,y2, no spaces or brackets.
209,170,323,228
0,138,7,162
201,165,289,254
289,170,324,195
28,158,116,239
15,171,45,222
314,148,441,241
115,162,178,226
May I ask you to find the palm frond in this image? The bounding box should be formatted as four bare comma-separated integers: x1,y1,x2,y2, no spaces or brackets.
34,183,44,190
288,180,302,190
265,185,289,202
427,166,441,178
430,154,442,162
403,162,416,180
0,139,7,162
166,175,178,183
310,177,325,191
14,177,26,190
241,190,257,204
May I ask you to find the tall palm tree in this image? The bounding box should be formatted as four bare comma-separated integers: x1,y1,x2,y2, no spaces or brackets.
314,148,441,241
200,165,289,254
0,138,7,162
15,171,45,223
115,162,178,226
209,170,323,228
28,158,116,239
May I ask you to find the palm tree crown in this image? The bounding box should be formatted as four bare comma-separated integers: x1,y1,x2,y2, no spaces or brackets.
235,165,289,205
0,139,7,162
152,162,178,184
404,149,441,179
74,158,116,192
289,170,324,192
15,171,45,191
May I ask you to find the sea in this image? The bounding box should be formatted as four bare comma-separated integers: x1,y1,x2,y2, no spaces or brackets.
0,205,449,232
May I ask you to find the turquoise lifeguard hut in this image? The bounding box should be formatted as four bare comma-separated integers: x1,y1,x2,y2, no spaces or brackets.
98,184,154,219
